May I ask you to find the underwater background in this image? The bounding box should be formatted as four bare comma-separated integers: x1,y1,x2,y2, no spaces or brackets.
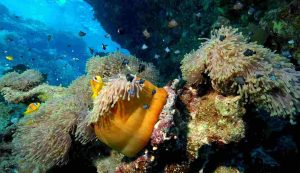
0,0,299,173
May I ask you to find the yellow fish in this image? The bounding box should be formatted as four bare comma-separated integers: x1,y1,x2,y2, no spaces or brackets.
24,102,41,115
5,55,14,61
90,75,104,99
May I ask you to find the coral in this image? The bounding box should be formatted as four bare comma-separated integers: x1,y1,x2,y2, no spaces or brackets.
259,0,300,39
0,69,44,91
89,74,168,157
214,95,245,117
180,88,245,158
1,84,66,103
272,21,286,35
86,52,159,84
181,26,300,120
150,86,177,147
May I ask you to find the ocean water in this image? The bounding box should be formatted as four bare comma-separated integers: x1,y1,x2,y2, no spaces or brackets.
0,0,299,173
0,0,129,86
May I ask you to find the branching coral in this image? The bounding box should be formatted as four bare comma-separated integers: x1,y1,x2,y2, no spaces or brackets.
86,52,160,84
0,69,44,91
181,26,300,120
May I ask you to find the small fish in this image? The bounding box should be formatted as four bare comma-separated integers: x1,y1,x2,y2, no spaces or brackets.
243,49,256,56
165,47,170,53
288,40,295,45
138,64,146,73
67,44,71,47
234,76,245,85
24,103,41,115
152,89,156,95
248,7,256,15
143,104,150,109
102,43,108,50
256,74,264,78
195,12,202,18
79,31,86,37
141,44,148,50
174,50,180,54
104,34,111,38
233,1,244,10
122,59,129,66
126,74,135,82
154,54,160,59
72,57,79,61
90,76,104,99
89,47,94,55
143,29,151,39
168,19,178,28
117,27,125,35
5,55,14,61
219,35,226,41
128,88,135,96
139,79,145,84
47,35,52,41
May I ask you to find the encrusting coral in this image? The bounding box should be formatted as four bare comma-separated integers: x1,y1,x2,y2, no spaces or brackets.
88,74,168,157
181,26,300,121
180,88,246,158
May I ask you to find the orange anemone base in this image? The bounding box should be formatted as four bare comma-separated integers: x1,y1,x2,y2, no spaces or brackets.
93,80,168,157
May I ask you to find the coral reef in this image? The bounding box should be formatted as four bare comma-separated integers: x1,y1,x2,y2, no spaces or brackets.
181,26,300,121
1,53,163,172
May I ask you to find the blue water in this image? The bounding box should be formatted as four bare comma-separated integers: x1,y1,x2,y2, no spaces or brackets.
0,0,129,86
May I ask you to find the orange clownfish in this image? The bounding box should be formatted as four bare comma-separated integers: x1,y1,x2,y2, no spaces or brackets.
90,75,104,99
24,102,41,115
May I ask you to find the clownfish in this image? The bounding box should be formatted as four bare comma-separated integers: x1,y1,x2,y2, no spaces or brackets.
90,75,104,99
24,102,41,115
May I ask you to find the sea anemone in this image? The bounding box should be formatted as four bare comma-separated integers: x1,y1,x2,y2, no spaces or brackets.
88,74,168,157
181,26,300,121
86,52,159,84
0,69,44,91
